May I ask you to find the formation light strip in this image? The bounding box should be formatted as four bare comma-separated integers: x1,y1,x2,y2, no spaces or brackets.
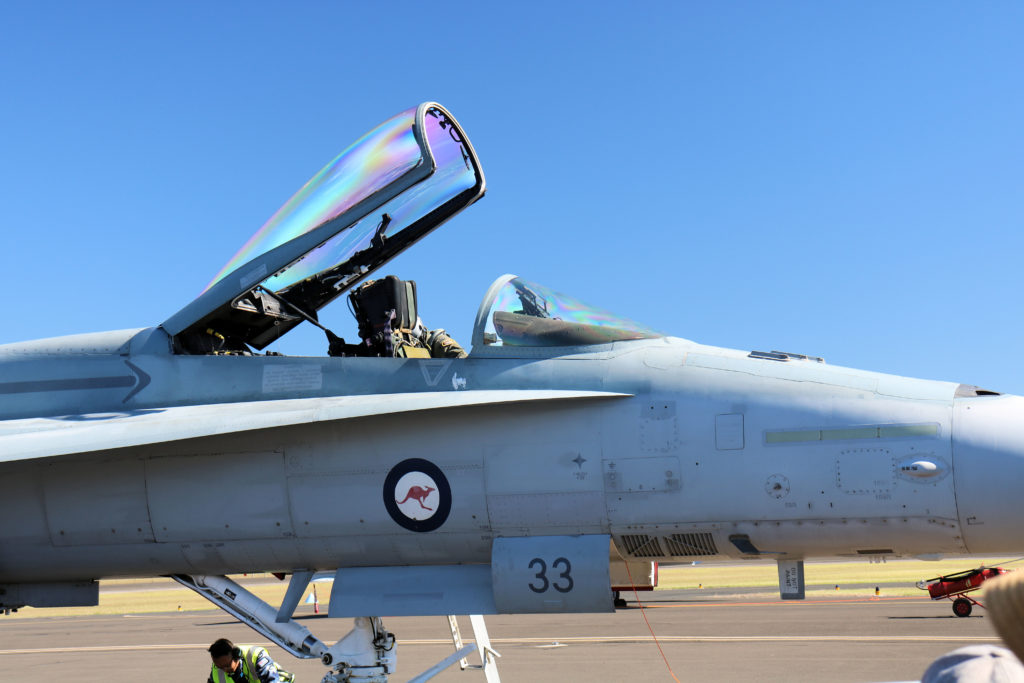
765,424,939,444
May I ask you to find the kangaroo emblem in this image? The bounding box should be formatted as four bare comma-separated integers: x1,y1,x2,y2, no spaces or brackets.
396,485,436,511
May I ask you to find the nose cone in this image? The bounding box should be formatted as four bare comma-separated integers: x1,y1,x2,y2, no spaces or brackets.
953,395,1024,553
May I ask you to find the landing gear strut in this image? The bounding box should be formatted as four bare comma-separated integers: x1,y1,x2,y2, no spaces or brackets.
319,616,396,683
172,573,498,682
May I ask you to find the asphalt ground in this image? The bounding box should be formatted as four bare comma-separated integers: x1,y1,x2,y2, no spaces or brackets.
0,586,1005,683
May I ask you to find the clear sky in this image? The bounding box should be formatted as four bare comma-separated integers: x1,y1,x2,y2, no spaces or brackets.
2,3,1023,393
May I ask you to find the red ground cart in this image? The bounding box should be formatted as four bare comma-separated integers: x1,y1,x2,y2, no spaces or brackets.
917,566,1008,617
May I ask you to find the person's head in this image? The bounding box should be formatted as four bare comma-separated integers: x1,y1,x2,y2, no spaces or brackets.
208,638,240,673
921,645,1024,682
988,572,1024,663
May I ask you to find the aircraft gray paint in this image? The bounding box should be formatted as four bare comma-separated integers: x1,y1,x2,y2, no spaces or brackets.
1,102,1020,682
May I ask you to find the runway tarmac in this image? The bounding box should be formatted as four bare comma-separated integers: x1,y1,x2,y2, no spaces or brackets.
0,587,1004,682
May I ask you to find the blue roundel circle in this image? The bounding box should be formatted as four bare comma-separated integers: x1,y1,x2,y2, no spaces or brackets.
383,458,452,532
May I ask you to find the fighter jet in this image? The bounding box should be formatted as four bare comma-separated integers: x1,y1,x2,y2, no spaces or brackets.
1,102,1022,682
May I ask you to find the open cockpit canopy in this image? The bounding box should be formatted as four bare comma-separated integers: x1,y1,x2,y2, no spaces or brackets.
472,275,663,350
163,103,485,353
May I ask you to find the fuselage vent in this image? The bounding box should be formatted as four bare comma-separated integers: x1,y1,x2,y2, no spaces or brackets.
620,534,665,558
665,532,719,557
749,350,825,363
955,384,1002,397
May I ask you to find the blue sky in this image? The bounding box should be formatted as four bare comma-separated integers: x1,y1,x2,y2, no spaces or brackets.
2,3,1023,393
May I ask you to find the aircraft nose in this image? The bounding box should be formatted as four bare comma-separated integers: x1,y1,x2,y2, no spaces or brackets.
952,394,1024,553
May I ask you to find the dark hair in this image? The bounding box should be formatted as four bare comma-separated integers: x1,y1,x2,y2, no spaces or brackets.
208,638,236,659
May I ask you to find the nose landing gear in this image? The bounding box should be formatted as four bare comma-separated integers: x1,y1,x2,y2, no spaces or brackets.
173,573,500,682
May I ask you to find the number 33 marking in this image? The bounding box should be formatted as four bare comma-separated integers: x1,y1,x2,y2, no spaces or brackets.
528,557,574,593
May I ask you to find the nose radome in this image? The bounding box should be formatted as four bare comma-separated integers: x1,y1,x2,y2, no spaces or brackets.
952,394,1024,554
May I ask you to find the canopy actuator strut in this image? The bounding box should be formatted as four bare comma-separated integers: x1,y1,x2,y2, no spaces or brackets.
254,286,349,355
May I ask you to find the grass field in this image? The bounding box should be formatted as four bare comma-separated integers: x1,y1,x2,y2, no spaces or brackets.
5,557,1017,618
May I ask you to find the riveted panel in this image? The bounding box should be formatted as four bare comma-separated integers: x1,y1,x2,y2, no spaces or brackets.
836,448,895,495
44,458,154,546
603,456,681,493
640,400,679,452
147,451,294,541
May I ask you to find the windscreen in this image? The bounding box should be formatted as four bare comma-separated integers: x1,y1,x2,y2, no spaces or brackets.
477,276,663,347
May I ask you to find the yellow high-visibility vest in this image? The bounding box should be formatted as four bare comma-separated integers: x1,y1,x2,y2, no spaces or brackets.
209,646,293,683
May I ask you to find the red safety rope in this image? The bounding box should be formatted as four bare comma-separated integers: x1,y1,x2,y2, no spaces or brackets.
624,560,681,683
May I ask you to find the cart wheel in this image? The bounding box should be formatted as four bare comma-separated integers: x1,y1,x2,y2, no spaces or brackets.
953,598,973,617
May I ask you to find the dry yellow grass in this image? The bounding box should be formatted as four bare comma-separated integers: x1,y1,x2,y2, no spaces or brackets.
657,557,1016,597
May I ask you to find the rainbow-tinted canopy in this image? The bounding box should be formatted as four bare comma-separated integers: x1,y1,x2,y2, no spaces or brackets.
163,103,485,351
472,275,662,349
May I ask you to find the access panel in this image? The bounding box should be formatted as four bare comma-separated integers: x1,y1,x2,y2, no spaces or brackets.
491,535,613,613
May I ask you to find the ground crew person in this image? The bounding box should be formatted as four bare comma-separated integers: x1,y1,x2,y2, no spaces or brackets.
207,638,295,683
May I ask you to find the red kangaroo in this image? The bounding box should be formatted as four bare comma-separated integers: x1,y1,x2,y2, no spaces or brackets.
396,485,435,511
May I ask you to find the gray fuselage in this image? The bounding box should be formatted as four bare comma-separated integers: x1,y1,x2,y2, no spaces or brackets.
0,326,1019,583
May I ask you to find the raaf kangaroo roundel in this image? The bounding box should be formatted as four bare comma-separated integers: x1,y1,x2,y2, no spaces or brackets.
383,458,452,533
396,485,436,510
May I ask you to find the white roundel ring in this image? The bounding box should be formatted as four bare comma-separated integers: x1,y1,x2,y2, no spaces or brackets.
383,458,452,532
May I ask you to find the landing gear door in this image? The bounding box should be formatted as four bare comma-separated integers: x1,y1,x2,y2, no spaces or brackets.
491,535,613,613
